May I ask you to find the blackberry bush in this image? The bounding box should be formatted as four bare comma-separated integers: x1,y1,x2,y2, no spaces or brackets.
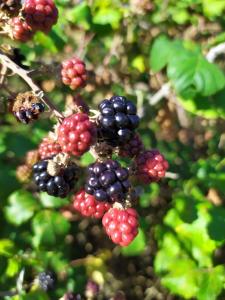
98,96,140,146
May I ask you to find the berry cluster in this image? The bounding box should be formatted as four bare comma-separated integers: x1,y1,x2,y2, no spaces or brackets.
73,189,111,219
33,155,78,198
61,57,87,90
118,133,144,158
98,96,140,146
135,150,169,184
39,137,62,159
102,207,139,246
11,17,34,42
23,0,58,33
85,160,131,203
38,271,56,291
57,113,96,156
10,0,58,42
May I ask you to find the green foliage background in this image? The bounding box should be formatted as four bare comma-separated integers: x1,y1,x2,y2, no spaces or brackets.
0,0,225,299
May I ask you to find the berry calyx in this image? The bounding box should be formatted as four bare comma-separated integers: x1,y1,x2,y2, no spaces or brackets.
38,137,62,160
57,113,96,156
85,160,131,203
72,189,111,219
98,96,140,146
102,207,139,246
11,17,34,42
37,271,56,291
118,133,144,158
33,154,78,198
135,149,169,184
61,57,87,90
23,0,58,33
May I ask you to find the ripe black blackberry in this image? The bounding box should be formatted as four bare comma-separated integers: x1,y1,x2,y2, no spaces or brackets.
38,271,56,291
98,96,140,146
33,154,78,198
85,159,131,203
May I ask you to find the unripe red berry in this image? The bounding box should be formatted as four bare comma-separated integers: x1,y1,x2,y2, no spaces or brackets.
38,137,62,160
11,17,34,42
57,113,96,156
23,0,58,33
118,133,144,158
72,189,111,219
102,207,139,246
61,57,87,90
135,149,169,184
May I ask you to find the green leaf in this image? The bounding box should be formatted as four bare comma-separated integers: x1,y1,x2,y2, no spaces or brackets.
93,8,122,29
6,257,21,277
34,32,58,54
197,265,225,300
150,36,173,72
202,0,225,17
168,50,225,98
32,210,70,248
67,2,92,29
177,87,225,120
121,228,146,256
5,190,39,226
0,239,15,257
39,193,69,208
21,290,50,300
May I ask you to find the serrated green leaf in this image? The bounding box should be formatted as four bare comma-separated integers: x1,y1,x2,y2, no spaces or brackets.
5,190,39,226
168,50,225,98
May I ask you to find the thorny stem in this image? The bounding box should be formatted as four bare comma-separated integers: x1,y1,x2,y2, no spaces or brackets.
0,50,64,122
